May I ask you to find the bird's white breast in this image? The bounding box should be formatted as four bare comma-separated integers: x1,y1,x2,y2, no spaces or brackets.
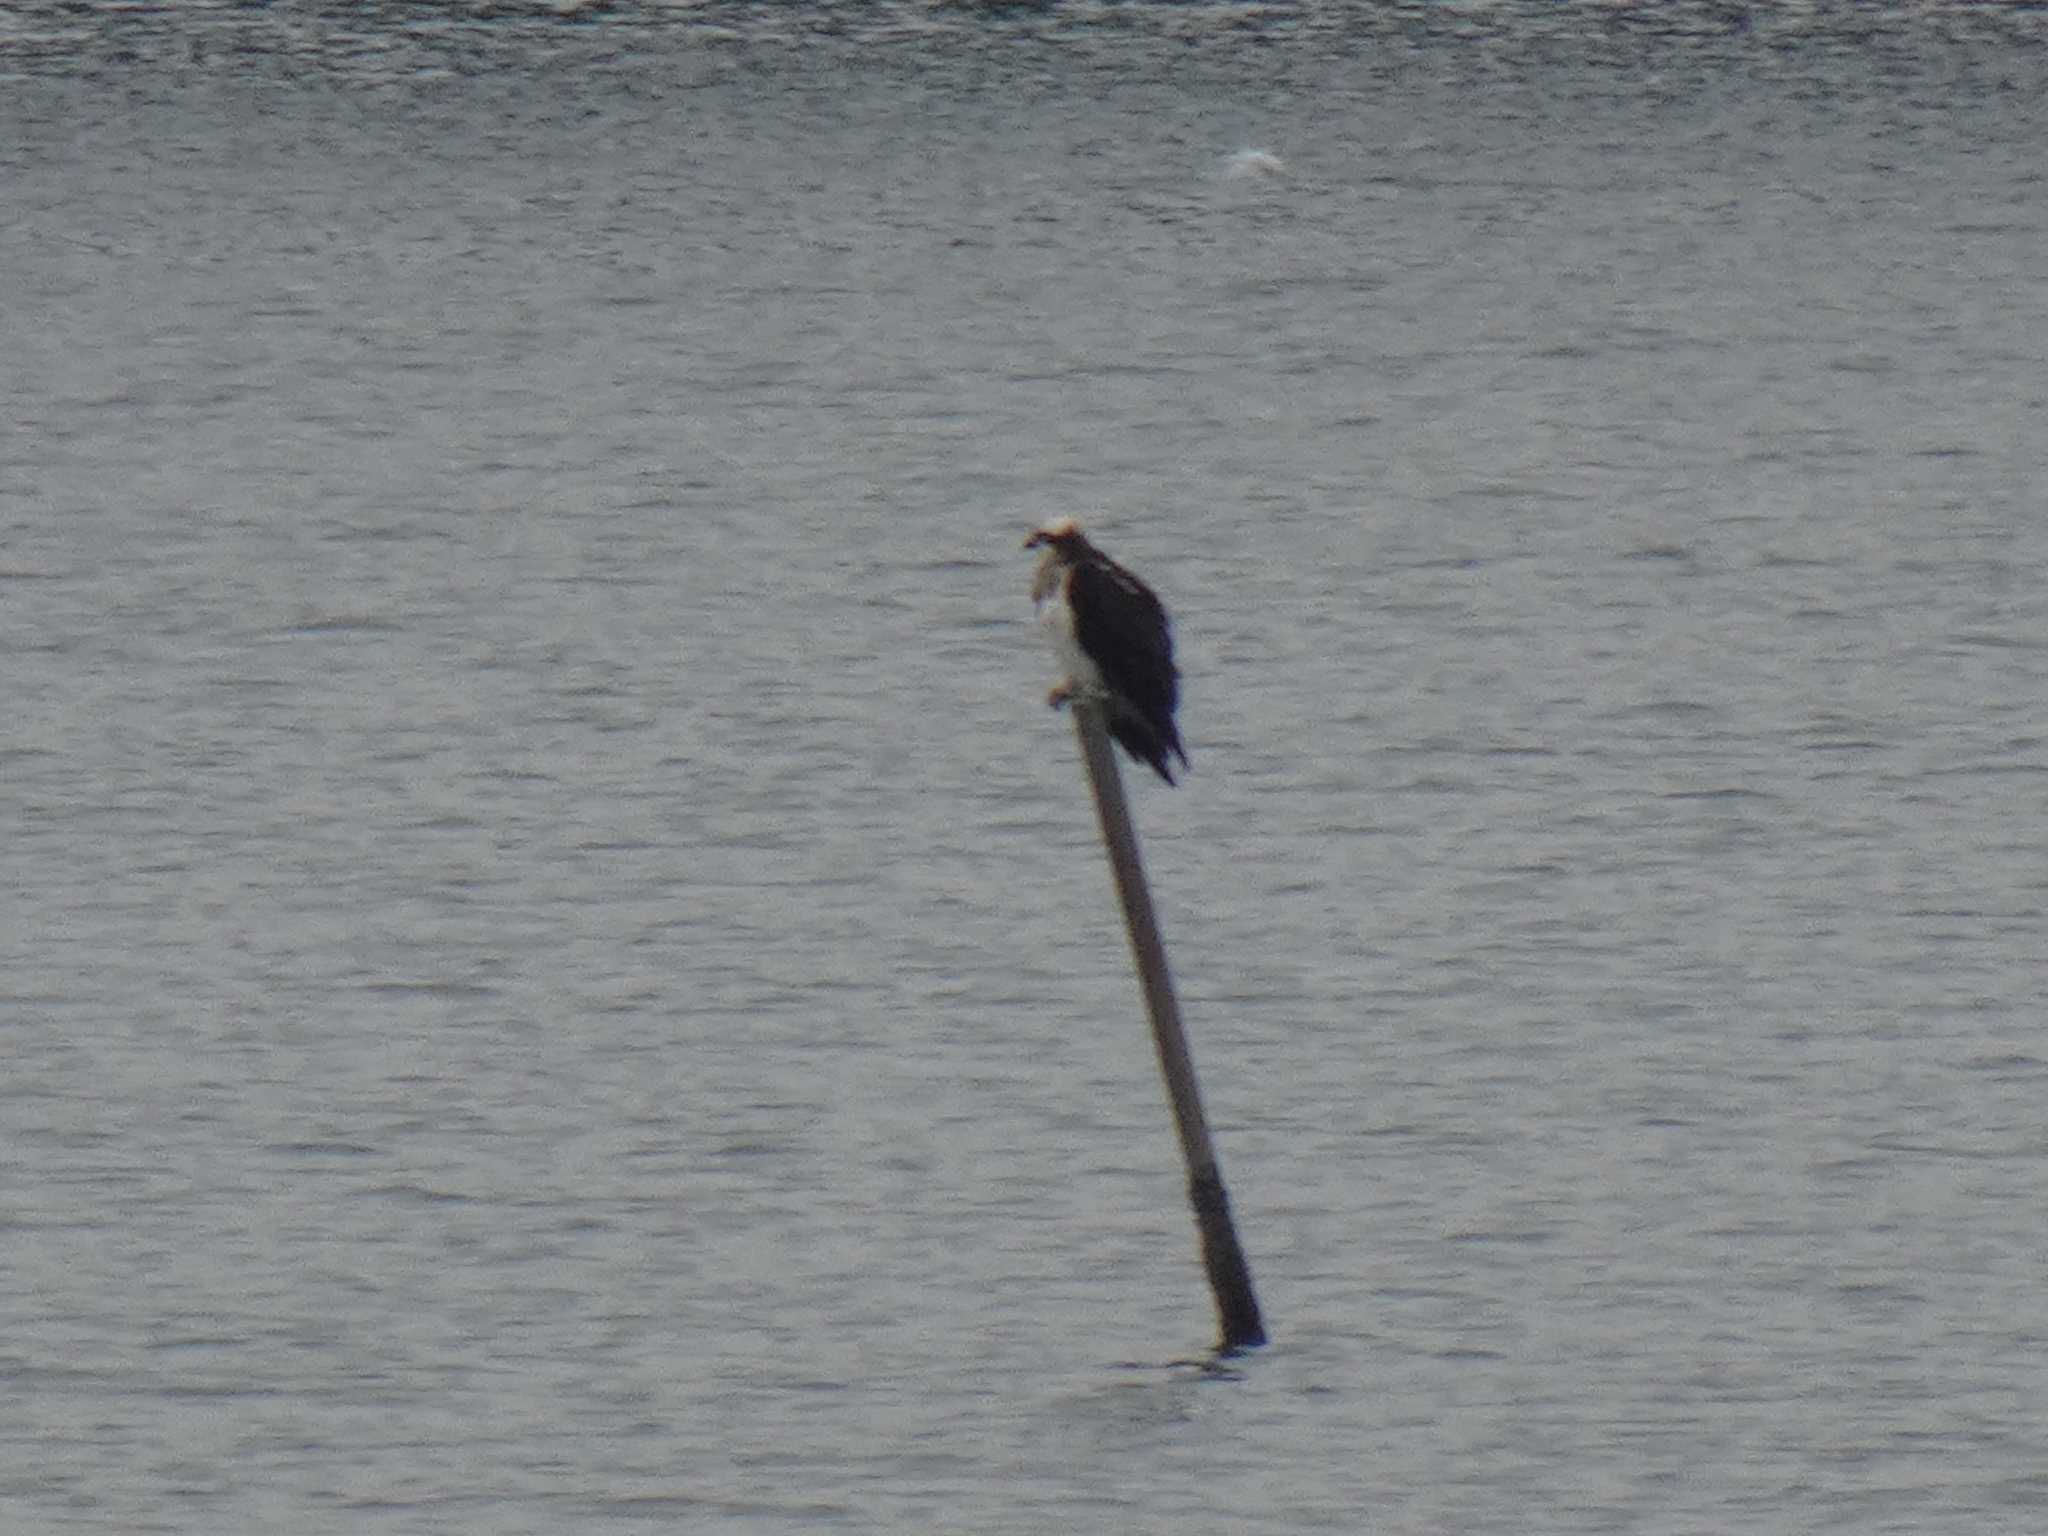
1036,570,1105,696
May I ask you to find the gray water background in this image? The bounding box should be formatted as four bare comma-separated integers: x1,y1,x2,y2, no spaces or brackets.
5,2,2048,1530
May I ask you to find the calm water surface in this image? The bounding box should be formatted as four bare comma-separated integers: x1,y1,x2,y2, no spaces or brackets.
5,3,2048,1530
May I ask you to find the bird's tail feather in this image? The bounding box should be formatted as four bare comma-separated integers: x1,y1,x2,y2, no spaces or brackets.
1109,709,1187,786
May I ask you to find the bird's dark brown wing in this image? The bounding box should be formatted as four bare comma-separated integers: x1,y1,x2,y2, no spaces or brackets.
1068,553,1187,781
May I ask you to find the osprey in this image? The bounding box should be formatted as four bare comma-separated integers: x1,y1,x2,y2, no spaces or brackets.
1025,517,1188,785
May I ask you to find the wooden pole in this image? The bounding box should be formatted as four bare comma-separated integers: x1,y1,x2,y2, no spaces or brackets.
1071,700,1266,1354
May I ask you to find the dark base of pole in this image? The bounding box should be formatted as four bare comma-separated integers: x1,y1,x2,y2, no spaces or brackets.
1190,1171,1266,1352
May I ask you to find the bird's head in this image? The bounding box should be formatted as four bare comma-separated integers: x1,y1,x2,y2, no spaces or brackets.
1024,516,1088,553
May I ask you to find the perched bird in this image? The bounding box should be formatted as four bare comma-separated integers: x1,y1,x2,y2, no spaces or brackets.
1025,517,1188,785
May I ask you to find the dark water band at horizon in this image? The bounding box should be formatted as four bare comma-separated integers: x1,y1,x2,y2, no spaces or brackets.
8,0,2048,88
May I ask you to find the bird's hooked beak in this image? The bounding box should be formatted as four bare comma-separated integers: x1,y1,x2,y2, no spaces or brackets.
1023,529,1048,550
